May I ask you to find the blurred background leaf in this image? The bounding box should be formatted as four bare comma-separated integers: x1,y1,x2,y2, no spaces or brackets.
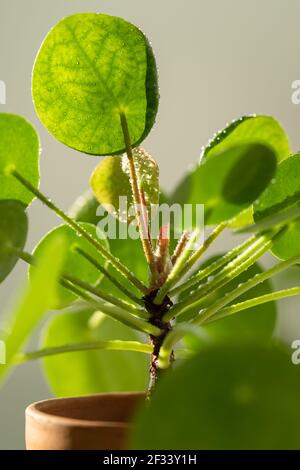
0,232,66,382
254,153,300,260
90,148,159,223
132,344,300,449
41,307,148,396
0,113,39,206
29,223,109,309
32,13,159,155
0,200,28,283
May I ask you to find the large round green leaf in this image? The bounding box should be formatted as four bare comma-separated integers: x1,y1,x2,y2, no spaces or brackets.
32,13,159,156
30,223,109,308
132,344,300,449
69,190,99,225
0,113,39,206
172,143,276,225
176,115,290,228
90,148,159,222
203,115,290,162
41,308,148,396
254,153,300,259
181,257,276,346
0,200,28,283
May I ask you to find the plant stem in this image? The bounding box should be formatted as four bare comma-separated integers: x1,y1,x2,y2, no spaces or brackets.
6,245,158,336
163,232,274,321
157,323,208,369
169,234,257,297
206,286,300,324
63,273,148,318
60,278,95,302
9,167,147,294
8,245,152,329
154,230,200,305
120,112,157,276
171,231,189,265
148,325,172,397
14,340,153,363
60,280,158,335
194,254,300,326
7,244,149,320
238,201,300,234
75,246,143,306
5,245,34,265
154,223,226,305
8,243,144,309
177,222,227,280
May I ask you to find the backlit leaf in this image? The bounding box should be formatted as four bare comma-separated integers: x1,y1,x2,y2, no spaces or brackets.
32,13,159,155
0,113,39,206
90,148,159,222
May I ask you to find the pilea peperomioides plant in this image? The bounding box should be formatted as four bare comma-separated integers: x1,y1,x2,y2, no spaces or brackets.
2,12,300,449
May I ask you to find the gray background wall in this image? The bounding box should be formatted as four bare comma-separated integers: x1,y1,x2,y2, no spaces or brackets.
1,0,300,448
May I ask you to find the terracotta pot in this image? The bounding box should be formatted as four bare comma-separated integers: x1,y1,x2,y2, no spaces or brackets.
25,392,145,450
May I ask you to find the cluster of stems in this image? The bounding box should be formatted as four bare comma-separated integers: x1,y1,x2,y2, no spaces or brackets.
7,112,300,394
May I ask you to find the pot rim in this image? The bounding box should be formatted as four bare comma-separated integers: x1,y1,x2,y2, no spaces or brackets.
26,391,145,430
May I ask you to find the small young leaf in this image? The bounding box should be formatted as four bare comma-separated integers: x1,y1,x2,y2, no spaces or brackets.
30,223,109,308
172,143,276,225
254,153,300,221
69,190,100,225
254,153,300,259
203,115,290,162
0,114,39,206
90,148,159,222
42,308,148,396
0,200,28,283
0,233,66,382
132,344,300,449
32,13,159,155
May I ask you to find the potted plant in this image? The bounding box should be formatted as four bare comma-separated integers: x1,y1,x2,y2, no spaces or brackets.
2,12,300,450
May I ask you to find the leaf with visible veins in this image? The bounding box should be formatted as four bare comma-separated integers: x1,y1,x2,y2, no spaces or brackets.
32,13,159,156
